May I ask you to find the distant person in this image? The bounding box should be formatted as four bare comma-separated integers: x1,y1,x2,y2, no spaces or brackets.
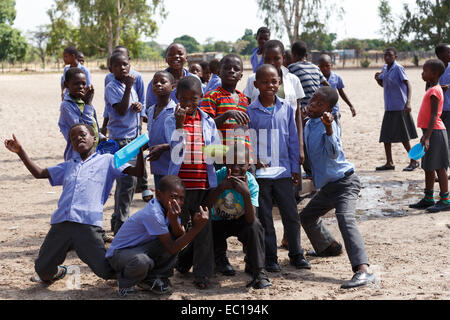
301,87,376,289
250,27,271,73
200,61,212,85
189,62,206,92
410,59,449,213
145,43,203,108
318,54,356,129
77,52,85,65
283,49,293,68
61,47,92,100
374,47,419,172
106,175,210,297
204,59,222,94
4,124,144,284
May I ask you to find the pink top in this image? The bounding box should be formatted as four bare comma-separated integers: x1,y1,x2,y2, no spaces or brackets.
417,85,445,130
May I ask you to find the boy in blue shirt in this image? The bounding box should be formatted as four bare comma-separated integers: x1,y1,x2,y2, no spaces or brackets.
248,64,310,273
301,87,376,289
251,27,271,73
61,47,92,100
204,143,271,289
204,59,222,94
105,52,146,235
106,175,210,297
4,124,144,284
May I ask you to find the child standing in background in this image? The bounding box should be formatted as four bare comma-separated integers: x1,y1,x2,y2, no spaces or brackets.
410,60,450,213
204,59,222,94
189,63,206,92
250,27,271,73
104,52,146,235
375,47,419,172
200,61,211,86
61,47,92,100
318,54,357,129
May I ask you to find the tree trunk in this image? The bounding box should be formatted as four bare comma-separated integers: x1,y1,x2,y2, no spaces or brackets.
107,16,114,55
115,0,122,47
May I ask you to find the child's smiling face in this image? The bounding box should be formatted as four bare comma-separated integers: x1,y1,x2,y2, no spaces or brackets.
166,44,187,71
152,73,174,97
66,72,87,99
254,67,280,100
306,92,332,119
189,63,203,78
177,88,202,116
69,125,96,155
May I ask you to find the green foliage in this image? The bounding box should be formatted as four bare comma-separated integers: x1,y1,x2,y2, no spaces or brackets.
299,21,336,51
378,0,397,43
360,54,371,68
0,0,16,24
173,34,201,54
398,0,450,50
214,41,231,54
0,23,28,62
239,29,257,55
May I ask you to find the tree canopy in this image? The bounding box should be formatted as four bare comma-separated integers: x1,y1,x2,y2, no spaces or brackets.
0,0,28,63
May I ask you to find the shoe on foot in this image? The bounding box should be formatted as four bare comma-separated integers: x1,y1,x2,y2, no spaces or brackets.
426,200,450,213
341,271,376,289
138,278,170,295
215,255,236,276
265,261,281,273
118,286,136,297
306,242,343,257
246,271,272,290
409,198,435,209
290,255,311,269
30,265,68,283
375,165,395,171
403,162,419,172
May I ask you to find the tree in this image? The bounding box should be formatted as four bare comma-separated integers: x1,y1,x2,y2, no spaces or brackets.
256,0,342,46
398,0,450,50
298,21,336,51
214,41,231,54
0,0,28,63
47,0,166,56
29,26,50,69
173,35,201,54
239,29,257,56
0,0,16,24
378,0,398,44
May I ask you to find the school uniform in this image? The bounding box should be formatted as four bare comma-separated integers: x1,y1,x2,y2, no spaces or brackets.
417,85,449,171
145,69,203,108
326,71,345,128
211,168,266,276
146,100,177,188
164,108,221,279
250,48,264,73
106,198,178,289
247,97,303,265
438,63,450,150
204,74,222,94
58,95,101,161
105,78,146,234
378,61,418,143
301,118,370,271
244,66,305,112
61,63,92,87
35,153,130,281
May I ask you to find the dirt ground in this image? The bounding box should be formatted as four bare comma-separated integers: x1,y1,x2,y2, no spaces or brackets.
0,68,449,300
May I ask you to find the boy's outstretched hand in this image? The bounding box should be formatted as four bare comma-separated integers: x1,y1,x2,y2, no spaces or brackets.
131,102,143,113
193,206,209,229
4,134,22,154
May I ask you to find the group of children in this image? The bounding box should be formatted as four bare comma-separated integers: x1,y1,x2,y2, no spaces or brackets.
5,25,450,297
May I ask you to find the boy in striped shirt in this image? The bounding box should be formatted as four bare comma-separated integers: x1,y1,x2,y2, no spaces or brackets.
164,76,221,289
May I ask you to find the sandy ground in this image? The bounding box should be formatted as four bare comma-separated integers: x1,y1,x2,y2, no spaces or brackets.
0,68,449,301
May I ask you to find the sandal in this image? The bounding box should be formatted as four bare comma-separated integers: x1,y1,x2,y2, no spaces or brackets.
375,165,395,171
194,276,209,290
403,162,419,172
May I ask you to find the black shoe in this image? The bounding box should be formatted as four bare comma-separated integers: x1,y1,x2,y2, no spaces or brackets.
265,261,281,273
341,271,376,289
426,200,450,213
246,271,272,290
409,198,435,209
290,255,311,269
306,242,343,257
215,255,236,276
375,165,395,171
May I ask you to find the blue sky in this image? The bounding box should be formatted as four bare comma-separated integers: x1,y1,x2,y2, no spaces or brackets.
14,0,416,45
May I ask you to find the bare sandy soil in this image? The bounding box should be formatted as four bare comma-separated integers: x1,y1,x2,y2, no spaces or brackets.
0,68,449,300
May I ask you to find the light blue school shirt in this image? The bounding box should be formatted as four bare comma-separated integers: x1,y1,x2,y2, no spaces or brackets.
326,71,345,115
145,68,203,108
47,153,130,228
146,100,177,175
105,78,145,140
61,63,92,87
304,117,355,189
103,69,145,118
106,198,179,258
378,61,408,111
211,167,259,221
164,108,221,189
440,63,450,111
250,48,263,73
247,96,300,179
204,74,222,95
58,95,101,161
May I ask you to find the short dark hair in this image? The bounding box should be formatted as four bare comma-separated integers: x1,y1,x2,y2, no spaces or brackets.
109,52,129,66
291,40,308,59
255,64,278,81
424,59,446,77
158,175,185,193
209,59,221,74
65,67,85,83
165,43,187,58
225,141,251,164
64,46,79,56
154,71,175,84
200,61,209,72
318,54,332,65
113,45,130,57
316,87,339,108
262,40,285,55
69,123,95,138
435,43,450,58
220,54,243,69
177,76,203,95
256,27,270,36
385,47,397,56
